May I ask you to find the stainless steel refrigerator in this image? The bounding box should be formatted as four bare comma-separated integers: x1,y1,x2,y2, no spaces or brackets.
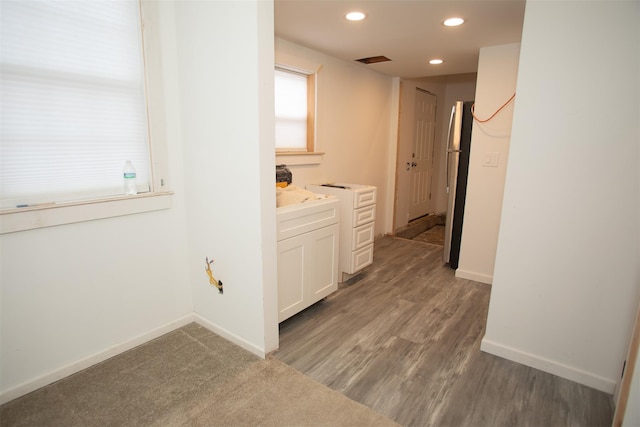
443,100,474,269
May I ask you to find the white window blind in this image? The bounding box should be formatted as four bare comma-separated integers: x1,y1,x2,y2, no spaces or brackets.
274,68,308,151
0,0,151,209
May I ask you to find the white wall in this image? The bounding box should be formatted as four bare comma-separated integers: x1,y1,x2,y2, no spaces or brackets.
0,0,278,403
482,0,640,393
0,211,194,403
172,0,278,355
0,7,195,397
456,44,520,284
275,38,396,237
394,74,476,231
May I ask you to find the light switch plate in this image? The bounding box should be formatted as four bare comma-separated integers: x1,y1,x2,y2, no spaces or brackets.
483,152,500,167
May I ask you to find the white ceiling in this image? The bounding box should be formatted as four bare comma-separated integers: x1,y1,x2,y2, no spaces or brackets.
274,0,526,79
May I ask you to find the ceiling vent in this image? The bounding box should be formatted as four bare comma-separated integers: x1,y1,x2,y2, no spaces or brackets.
355,56,391,64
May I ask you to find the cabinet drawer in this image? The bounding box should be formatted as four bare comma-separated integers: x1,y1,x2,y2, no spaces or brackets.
353,188,376,209
351,244,374,273
351,222,375,250
353,204,375,227
276,198,339,241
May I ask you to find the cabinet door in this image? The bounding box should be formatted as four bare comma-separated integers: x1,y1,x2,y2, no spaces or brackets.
277,236,306,322
307,223,339,304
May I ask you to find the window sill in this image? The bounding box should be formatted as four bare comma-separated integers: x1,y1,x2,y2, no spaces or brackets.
0,191,173,234
275,151,324,166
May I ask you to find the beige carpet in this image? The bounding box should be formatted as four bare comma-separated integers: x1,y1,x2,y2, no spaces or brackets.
0,324,399,427
158,358,400,426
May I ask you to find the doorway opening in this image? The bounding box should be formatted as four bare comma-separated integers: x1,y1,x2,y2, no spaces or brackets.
408,88,437,221
392,74,477,241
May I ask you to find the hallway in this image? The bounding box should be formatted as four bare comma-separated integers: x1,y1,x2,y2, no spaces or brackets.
274,236,614,426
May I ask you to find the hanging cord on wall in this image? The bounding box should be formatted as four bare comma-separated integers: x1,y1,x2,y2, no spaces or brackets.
471,93,516,123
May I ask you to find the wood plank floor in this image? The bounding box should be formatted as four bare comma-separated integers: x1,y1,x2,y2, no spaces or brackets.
274,236,614,427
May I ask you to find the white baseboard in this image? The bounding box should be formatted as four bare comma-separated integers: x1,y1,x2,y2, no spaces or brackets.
455,268,493,284
0,315,194,405
193,313,266,359
481,337,616,394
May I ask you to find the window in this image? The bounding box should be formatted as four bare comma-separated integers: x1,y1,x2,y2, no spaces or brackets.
274,67,315,152
0,0,151,210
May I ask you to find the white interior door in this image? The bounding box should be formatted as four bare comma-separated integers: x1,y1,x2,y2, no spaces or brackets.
409,89,437,220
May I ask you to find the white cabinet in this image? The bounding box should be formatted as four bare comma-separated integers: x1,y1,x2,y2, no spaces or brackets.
307,184,376,281
276,198,340,322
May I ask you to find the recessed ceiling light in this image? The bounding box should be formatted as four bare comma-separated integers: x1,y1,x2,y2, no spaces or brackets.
346,11,366,21
443,17,465,27
429,59,444,65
